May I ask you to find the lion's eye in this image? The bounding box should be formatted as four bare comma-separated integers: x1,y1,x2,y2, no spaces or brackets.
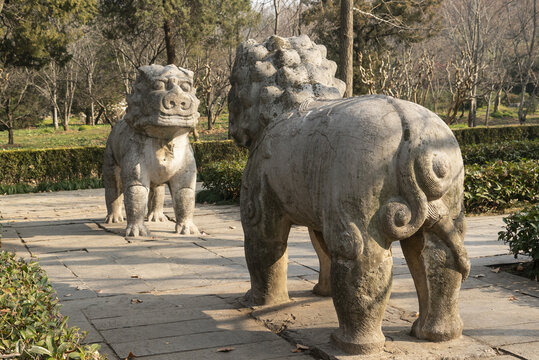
153,81,165,90
180,82,191,92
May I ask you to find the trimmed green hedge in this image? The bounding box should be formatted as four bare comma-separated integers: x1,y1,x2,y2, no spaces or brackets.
461,140,539,165
1,125,537,190
192,140,248,171
0,141,246,188
0,146,104,185
0,251,106,359
464,160,538,213
452,124,538,145
199,158,246,201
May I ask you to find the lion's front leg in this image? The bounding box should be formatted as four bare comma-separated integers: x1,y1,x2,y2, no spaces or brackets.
124,184,150,237
168,168,198,235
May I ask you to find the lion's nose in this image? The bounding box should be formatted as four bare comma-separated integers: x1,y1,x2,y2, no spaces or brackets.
162,87,191,111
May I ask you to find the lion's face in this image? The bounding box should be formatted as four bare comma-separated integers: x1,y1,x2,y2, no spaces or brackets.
125,64,200,138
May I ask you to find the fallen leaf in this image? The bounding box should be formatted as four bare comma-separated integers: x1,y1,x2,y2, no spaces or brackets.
216,347,235,353
473,274,485,278
491,267,500,273
229,226,236,229
509,296,518,301
201,231,208,235
65,293,72,297
130,298,143,304
516,264,524,271
291,344,309,353
96,289,103,294
124,352,136,359
414,312,420,317
131,275,139,279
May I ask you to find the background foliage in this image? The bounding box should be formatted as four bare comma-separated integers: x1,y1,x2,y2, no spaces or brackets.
498,204,539,279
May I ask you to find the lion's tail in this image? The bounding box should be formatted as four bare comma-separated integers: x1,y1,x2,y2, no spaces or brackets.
380,97,469,278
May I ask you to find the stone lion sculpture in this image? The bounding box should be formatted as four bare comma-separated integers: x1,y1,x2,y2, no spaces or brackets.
229,35,470,354
103,64,199,237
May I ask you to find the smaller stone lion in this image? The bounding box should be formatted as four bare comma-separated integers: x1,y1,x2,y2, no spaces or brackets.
103,64,199,237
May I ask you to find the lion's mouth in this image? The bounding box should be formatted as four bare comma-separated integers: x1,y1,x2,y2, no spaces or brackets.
153,113,198,127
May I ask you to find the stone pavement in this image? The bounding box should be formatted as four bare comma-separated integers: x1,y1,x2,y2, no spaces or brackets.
1,188,538,360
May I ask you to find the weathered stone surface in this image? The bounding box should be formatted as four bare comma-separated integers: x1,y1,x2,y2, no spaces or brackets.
103,64,200,237
501,341,539,359
229,34,469,354
110,325,279,358
133,340,312,360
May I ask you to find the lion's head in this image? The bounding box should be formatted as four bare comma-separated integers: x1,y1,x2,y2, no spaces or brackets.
124,64,200,138
228,35,345,147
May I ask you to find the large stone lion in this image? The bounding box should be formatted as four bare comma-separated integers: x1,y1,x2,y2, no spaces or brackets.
229,35,469,354
103,64,199,237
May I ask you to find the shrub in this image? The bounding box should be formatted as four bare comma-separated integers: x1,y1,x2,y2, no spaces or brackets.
452,124,538,145
192,140,247,172
199,158,246,202
491,111,504,118
0,146,104,185
464,160,538,213
498,204,539,280
78,125,91,132
0,178,104,195
461,140,539,165
0,251,106,359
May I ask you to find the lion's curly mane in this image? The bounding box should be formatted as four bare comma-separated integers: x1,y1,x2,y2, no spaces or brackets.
228,35,346,146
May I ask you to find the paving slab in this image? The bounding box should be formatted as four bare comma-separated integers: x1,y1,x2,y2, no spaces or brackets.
1,188,537,359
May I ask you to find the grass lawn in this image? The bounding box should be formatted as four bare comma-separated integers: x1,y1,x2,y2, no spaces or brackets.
447,104,539,129
0,106,536,149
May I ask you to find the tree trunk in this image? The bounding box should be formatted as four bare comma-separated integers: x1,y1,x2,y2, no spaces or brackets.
273,0,280,35
164,19,176,65
485,92,492,127
207,92,213,130
88,72,95,125
62,115,69,131
518,89,526,124
7,126,13,145
90,102,95,126
494,87,501,113
52,105,58,129
192,128,199,141
468,95,477,127
340,0,353,97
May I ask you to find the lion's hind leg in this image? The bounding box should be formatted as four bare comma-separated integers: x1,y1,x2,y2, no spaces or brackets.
400,209,467,342
327,222,392,354
147,184,167,222
104,147,124,224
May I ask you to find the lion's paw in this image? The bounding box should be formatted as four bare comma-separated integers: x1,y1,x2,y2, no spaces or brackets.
175,221,199,235
125,223,150,237
147,210,166,222
105,212,124,224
